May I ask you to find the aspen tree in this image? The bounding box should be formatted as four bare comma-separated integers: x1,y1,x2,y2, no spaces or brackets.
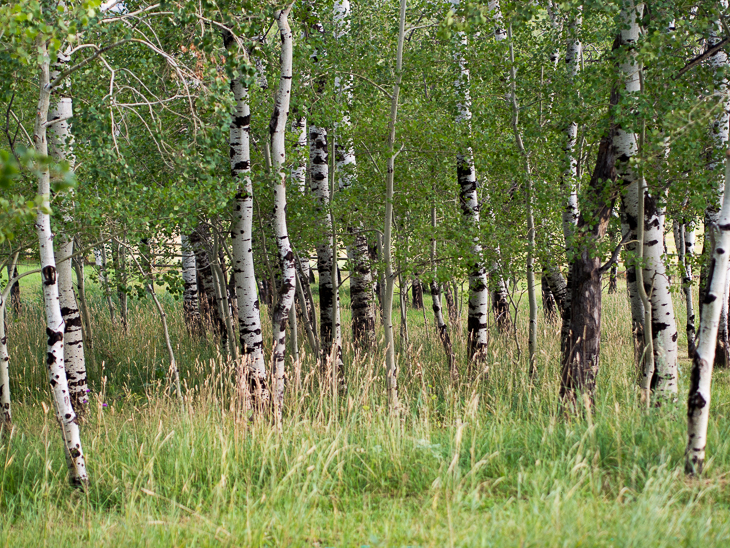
270,4,297,418
48,49,88,414
451,0,488,362
686,151,730,475
225,33,268,408
180,234,201,334
384,0,408,410
33,35,88,487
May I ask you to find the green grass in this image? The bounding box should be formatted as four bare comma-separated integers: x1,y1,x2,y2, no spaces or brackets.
2,273,730,546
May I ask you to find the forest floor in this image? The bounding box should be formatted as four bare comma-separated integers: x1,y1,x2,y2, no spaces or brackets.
2,273,730,547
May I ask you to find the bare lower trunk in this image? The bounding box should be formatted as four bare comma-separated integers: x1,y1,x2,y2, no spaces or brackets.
560,108,618,407
6,265,20,315
56,240,89,415
350,232,375,348
270,5,297,418
0,293,11,428
541,272,558,322
181,234,202,335
686,152,730,475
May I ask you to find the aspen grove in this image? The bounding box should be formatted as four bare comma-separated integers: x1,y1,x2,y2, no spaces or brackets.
4,0,730,544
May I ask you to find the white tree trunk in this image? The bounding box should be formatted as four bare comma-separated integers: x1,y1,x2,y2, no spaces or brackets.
641,190,679,398
309,127,335,348
180,234,201,333
227,55,268,408
34,38,88,486
562,12,582,251
55,240,89,412
48,50,88,415
270,5,296,418
451,1,489,360
384,0,408,410
683,223,697,348
686,152,730,475
0,290,11,428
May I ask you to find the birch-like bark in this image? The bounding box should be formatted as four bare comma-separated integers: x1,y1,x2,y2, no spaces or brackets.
682,222,697,351
383,0,408,410
686,152,730,475
704,4,730,367
309,126,338,369
73,252,92,348
190,224,226,340
351,232,375,348
34,38,88,486
451,0,489,360
621,199,645,359
48,51,88,415
0,289,11,428
228,57,268,407
562,10,582,252
431,205,456,382
7,265,20,315
270,4,296,418
180,234,201,334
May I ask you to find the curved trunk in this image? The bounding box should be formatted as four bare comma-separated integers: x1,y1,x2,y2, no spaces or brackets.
34,39,88,486
270,5,297,417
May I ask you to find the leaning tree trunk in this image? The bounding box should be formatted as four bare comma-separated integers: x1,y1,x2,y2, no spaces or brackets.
270,4,297,418
686,151,730,475
48,51,88,416
33,38,88,486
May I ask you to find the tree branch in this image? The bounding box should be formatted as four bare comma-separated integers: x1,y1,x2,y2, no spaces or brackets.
675,37,730,80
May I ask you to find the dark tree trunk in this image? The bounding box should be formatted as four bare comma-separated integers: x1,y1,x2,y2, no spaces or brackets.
541,271,558,322
443,282,458,326
112,239,128,331
608,263,618,293
411,277,424,309
351,233,375,348
190,224,226,339
560,96,619,407
7,265,20,315
490,280,511,333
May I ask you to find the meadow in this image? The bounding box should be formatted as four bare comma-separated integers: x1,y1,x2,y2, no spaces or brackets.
2,271,730,547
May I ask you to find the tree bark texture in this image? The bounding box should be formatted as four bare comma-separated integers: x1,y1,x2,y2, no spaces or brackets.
34,39,88,486
270,5,297,417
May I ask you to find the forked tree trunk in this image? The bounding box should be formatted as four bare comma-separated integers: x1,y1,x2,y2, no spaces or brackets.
270,4,297,418
48,52,88,416
34,38,88,486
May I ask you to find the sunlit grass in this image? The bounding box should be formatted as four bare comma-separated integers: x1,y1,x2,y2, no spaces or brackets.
2,273,730,546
